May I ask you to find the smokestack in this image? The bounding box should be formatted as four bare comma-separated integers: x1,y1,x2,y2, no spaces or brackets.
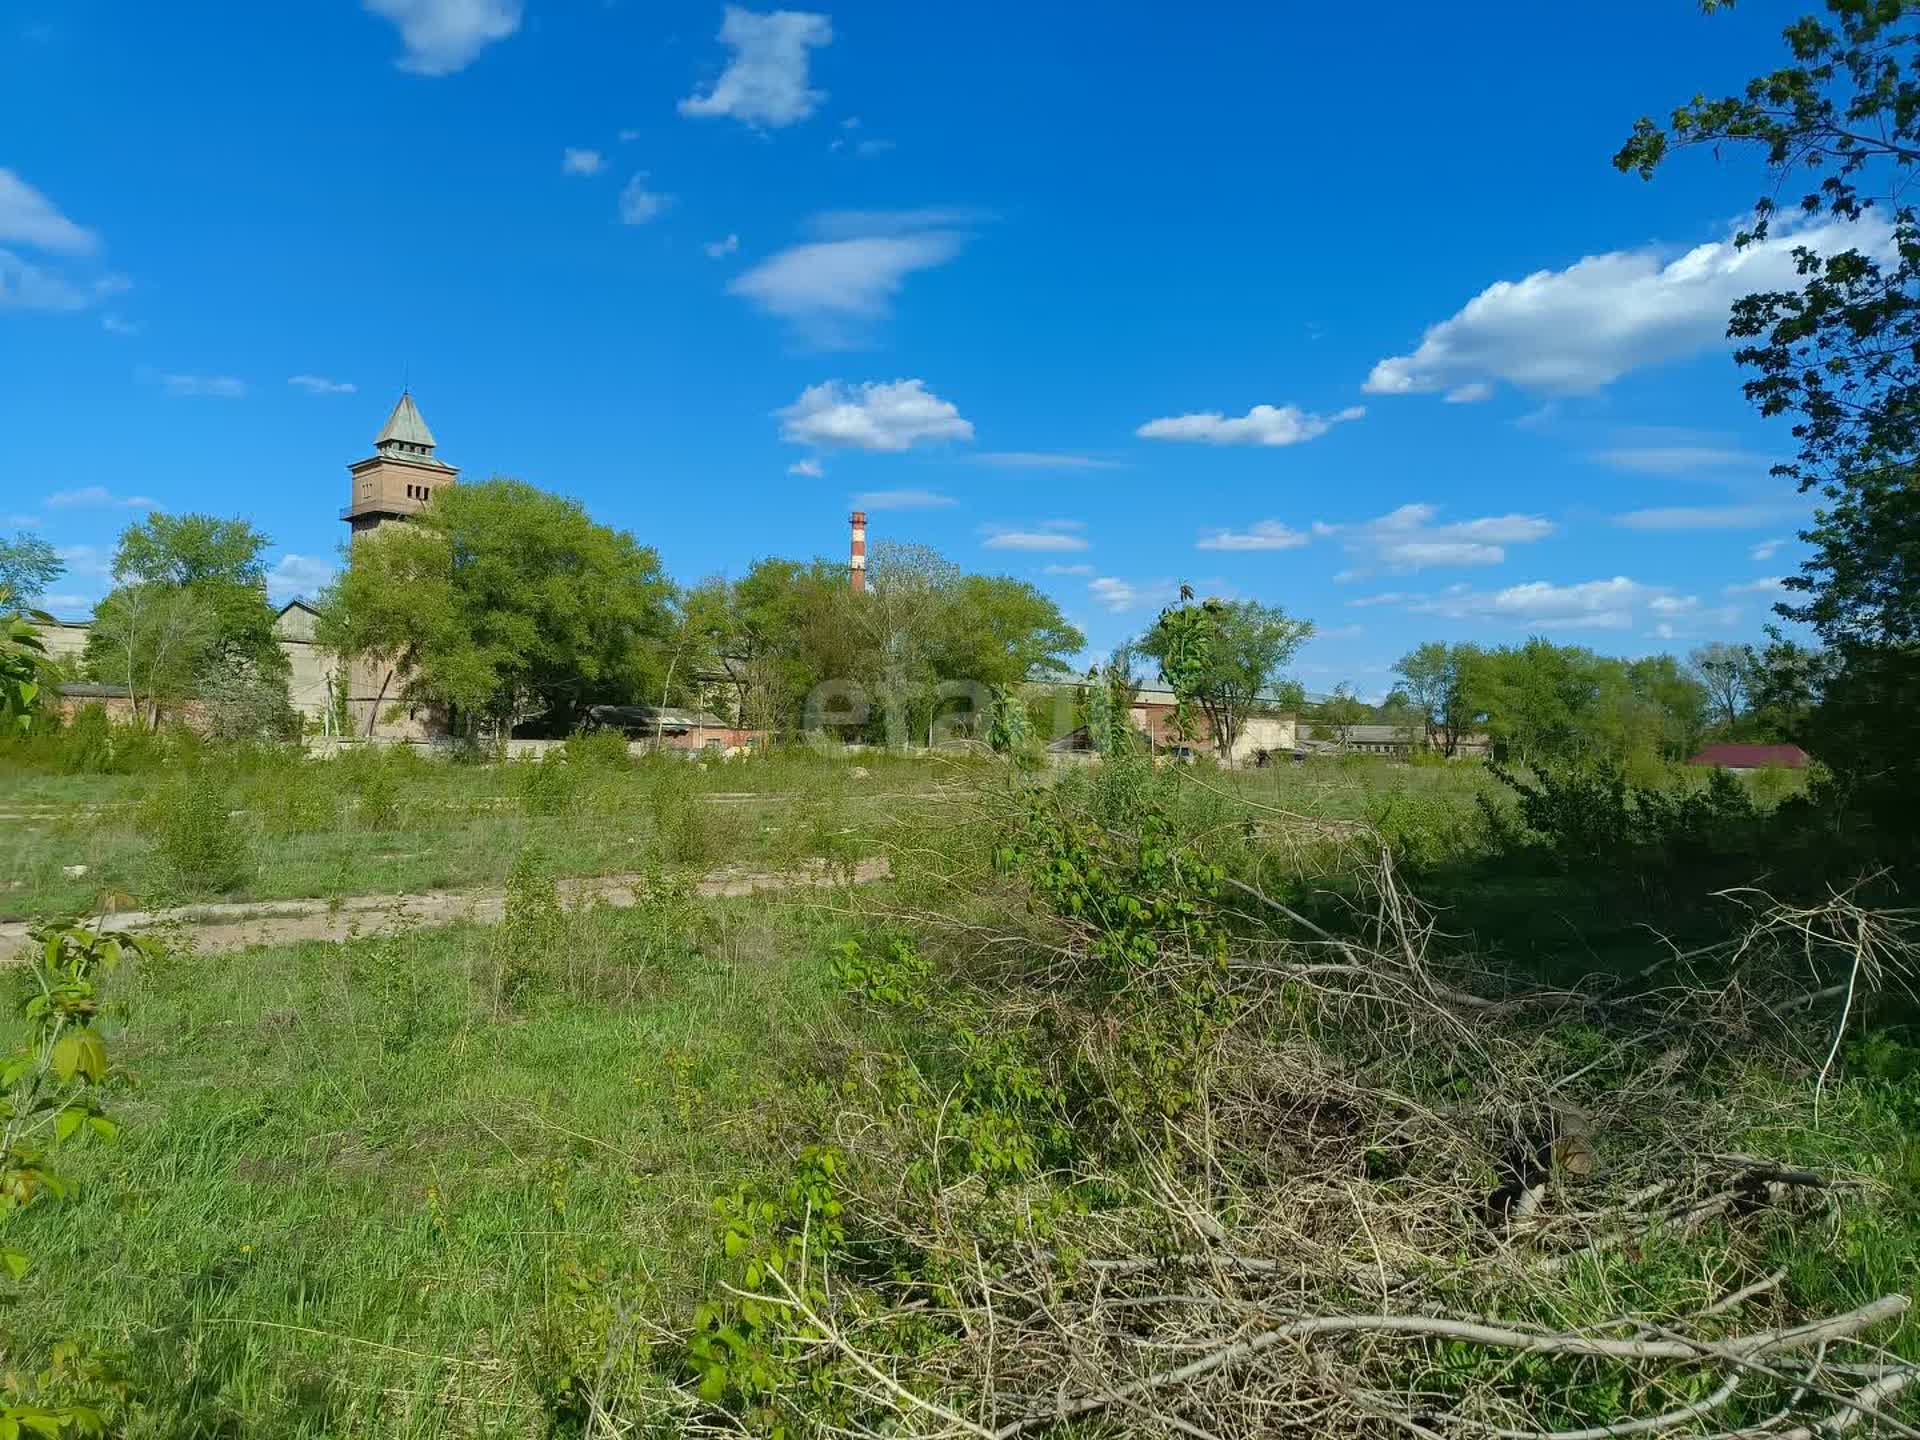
849,510,867,593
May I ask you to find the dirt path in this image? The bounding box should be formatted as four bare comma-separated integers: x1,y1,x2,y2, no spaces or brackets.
0,856,891,958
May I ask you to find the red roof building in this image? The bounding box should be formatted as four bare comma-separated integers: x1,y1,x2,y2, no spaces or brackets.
1686,742,1810,770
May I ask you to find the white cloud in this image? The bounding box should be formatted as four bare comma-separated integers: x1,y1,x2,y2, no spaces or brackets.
43,594,93,616
100,313,138,336
1322,502,1554,574
1043,563,1094,576
363,0,522,75
1750,537,1787,562
970,451,1122,470
679,6,831,129
0,250,91,310
1196,519,1310,552
982,521,1088,553
1725,576,1787,596
730,228,966,348
1614,504,1784,531
787,458,825,478
154,372,246,399
618,174,672,225
704,233,741,259
852,489,956,511
1592,445,1770,475
778,379,972,452
45,486,156,510
1088,575,1180,614
288,374,356,395
1444,382,1492,404
1365,575,1725,632
0,169,98,255
1365,214,1891,397
562,148,604,176
266,553,337,604
1137,402,1363,447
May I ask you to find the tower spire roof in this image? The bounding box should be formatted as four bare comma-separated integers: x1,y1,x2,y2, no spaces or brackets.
374,390,438,455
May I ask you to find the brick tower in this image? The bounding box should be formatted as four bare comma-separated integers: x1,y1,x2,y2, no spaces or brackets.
344,391,458,538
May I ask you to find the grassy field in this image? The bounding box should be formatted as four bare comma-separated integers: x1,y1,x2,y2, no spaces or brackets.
0,744,961,921
2,739,1905,1439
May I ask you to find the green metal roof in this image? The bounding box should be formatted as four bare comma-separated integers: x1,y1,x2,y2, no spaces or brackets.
375,391,438,451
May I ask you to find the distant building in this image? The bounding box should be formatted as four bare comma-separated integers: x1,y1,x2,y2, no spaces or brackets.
1687,742,1810,770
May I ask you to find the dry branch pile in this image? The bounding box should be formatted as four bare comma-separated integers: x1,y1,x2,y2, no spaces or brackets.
648,773,1919,1440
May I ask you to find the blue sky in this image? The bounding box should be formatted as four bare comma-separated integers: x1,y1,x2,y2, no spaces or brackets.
1,1,1825,693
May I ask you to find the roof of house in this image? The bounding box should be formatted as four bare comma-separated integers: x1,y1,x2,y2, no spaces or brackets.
1687,742,1810,769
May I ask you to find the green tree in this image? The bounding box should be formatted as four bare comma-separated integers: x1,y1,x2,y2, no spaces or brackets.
1619,1,1920,650
1391,640,1484,756
95,513,286,677
318,478,672,735
85,582,219,730
1311,684,1370,751
0,532,62,605
1689,641,1752,731
1140,596,1313,766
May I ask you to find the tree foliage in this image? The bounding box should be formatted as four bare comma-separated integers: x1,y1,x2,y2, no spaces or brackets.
0,532,62,605
1140,596,1312,764
83,513,288,731
1618,0,1920,854
318,479,673,733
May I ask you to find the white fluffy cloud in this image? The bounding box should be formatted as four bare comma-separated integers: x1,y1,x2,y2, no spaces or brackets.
1043,563,1094,576
704,233,741,259
363,0,522,75
0,169,98,255
1725,576,1788,596
982,521,1087,553
1365,215,1890,397
267,553,337,604
45,486,156,510
1614,504,1784,531
731,227,966,348
679,7,831,129
1363,575,1733,633
562,148,604,176
1750,537,1787,562
1592,444,1770,475
288,374,356,395
1136,402,1363,447
1196,520,1309,552
853,489,956,511
618,174,671,225
787,458,824,478
1324,503,1554,574
778,379,973,452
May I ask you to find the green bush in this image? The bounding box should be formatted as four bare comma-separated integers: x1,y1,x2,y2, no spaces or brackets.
57,705,116,775
517,753,581,818
563,728,632,772
143,768,253,893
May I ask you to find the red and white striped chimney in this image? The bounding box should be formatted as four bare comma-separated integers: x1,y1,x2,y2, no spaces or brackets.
849,510,867,593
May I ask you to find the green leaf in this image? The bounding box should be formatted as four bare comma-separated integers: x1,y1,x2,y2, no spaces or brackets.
0,1246,30,1280
53,1108,83,1143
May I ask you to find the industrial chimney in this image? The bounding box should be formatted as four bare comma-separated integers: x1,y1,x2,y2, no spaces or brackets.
849,510,867,593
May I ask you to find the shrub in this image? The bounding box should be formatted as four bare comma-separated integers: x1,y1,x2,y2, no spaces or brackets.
493,847,565,1008
563,727,632,772
57,705,116,775
143,768,253,893
517,753,581,818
